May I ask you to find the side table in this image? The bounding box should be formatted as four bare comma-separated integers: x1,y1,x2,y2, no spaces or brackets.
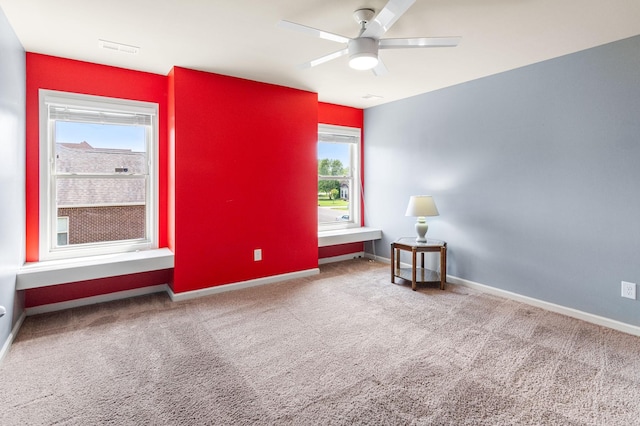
390,238,447,291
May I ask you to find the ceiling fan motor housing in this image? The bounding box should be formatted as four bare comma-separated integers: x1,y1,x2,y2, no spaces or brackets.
348,37,379,70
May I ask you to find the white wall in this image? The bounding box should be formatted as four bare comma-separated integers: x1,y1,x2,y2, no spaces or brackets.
0,5,26,356
365,36,640,327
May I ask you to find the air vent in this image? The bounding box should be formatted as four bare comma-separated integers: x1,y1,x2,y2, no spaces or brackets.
362,94,384,100
98,39,140,55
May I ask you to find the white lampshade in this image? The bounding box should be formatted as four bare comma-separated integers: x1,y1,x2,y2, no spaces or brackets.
405,195,439,217
405,195,439,243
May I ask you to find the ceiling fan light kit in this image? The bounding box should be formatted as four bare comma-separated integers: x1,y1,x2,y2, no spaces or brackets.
348,38,379,70
278,0,461,75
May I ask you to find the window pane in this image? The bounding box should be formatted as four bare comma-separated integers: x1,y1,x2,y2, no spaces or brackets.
56,176,146,245
57,204,146,245
55,121,146,152
55,122,147,174
52,119,148,247
318,179,351,224
318,143,350,177
56,176,145,205
318,136,356,226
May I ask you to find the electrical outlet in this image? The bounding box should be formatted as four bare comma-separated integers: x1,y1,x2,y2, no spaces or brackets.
621,281,636,300
254,249,262,262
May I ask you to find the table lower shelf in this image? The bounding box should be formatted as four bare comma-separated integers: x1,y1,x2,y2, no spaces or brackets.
394,267,441,283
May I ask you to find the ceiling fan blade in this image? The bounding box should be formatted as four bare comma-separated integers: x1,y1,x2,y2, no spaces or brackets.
299,48,348,69
361,0,416,39
277,20,350,44
379,37,461,49
372,59,388,76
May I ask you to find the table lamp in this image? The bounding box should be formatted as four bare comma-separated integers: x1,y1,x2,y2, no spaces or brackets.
405,195,439,243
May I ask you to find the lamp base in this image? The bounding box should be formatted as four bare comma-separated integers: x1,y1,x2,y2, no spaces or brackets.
415,217,428,243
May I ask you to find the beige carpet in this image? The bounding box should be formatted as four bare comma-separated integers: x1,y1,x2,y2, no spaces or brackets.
2,259,640,425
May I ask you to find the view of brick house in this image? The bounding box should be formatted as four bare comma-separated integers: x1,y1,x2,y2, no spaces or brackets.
340,182,349,200
56,141,147,245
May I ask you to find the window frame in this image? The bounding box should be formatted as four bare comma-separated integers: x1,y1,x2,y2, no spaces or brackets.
317,123,361,231
38,90,159,260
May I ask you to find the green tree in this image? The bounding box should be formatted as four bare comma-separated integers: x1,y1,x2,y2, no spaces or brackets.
318,158,344,176
318,180,340,198
318,158,344,198
329,159,344,176
318,158,331,176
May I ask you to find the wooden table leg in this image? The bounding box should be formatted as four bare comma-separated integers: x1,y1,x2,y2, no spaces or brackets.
412,248,417,291
390,244,395,284
440,246,447,290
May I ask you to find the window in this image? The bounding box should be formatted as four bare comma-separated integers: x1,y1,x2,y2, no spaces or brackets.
39,90,158,260
56,217,69,246
318,124,360,230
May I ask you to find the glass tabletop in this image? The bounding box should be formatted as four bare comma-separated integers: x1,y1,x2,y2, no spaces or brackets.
393,237,446,247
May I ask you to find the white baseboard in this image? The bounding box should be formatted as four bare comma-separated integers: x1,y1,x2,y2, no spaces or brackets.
319,252,366,265
23,268,321,314
370,253,640,336
21,268,319,315
447,275,640,337
0,311,26,363
167,268,320,302
364,253,390,264
25,284,169,316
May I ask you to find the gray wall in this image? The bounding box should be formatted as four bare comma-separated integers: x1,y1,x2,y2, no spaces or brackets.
0,6,26,353
365,36,640,326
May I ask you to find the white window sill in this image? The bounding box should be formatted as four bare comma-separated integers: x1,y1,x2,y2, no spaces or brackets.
318,227,382,248
16,248,174,290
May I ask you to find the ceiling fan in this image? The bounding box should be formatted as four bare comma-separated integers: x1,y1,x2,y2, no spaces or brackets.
277,0,461,76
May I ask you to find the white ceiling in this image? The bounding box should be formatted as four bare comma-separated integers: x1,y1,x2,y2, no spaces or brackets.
1,0,639,109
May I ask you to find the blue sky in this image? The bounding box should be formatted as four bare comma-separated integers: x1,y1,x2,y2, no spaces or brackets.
317,142,349,165
56,122,146,152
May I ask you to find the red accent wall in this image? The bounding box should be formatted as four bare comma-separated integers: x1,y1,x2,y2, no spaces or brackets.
318,102,363,128
167,69,176,253
317,102,366,258
169,67,318,293
319,243,365,259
